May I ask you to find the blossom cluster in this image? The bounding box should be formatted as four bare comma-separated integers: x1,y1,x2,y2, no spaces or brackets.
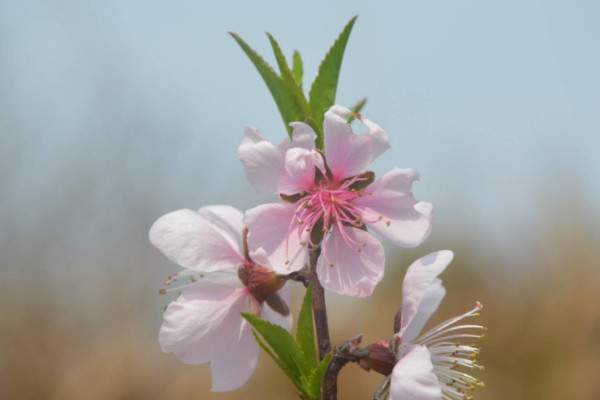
150,106,484,398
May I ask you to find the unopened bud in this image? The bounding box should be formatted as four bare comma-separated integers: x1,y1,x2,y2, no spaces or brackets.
358,340,396,376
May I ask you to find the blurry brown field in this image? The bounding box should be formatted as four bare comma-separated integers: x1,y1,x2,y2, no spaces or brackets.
2,193,599,400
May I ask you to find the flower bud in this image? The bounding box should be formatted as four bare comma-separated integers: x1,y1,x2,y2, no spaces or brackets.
358,340,396,376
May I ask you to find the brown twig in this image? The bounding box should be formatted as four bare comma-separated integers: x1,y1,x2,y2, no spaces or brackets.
309,246,331,360
322,335,365,400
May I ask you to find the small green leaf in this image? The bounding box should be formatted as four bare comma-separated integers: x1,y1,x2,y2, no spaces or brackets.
308,15,358,149
292,50,304,89
242,313,311,393
266,33,314,140
229,32,294,136
296,284,317,368
350,97,367,114
250,330,299,387
346,97,367,123
307,352,333,398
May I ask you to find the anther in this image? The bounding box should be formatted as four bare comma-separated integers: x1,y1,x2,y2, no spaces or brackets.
362,243,367,247
357,248,362,253
190,276,196,282
199,274,204,278
386,220,391,227
329,263,334,267
164,280,171,285
285,260,290,265
159,289,166,295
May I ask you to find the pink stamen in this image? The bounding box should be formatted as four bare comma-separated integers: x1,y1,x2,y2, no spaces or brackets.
284,171,373,261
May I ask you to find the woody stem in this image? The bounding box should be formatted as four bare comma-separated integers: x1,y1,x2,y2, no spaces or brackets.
309,246,331,361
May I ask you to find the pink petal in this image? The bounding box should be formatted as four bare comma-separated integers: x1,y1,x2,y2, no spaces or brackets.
262,284,293,332
159,282,259,391
398,251,453,343
244,203,308,274
316,225,385,297
323,105,390,181
390,345,442,400
354,168,434,248
238,124,316,195
149,208,243,272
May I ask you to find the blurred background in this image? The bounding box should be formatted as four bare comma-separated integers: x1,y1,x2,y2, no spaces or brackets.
1,0,599,399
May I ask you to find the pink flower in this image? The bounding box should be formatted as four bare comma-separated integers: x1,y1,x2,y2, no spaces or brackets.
383,251,485,400
238,105,433,297
149,205,292,392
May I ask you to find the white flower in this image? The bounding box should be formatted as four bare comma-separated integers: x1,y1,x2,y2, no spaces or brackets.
149,205,292,392
389,251,486,400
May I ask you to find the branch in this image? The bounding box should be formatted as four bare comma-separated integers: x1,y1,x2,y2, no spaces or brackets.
309,246,331,360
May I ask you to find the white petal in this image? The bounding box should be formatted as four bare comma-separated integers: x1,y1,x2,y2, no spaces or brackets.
398,251,453,342
316,225,385,297
149,209,243,272
390,345,442,400
244,203,308,274
197,205,244,245
399,279,446,345
289,122,318,149
284,147,324,192
238,125,316,195
262,284,293,331
209,318,259,392
354,168,434,248
159,282,259,391
323,105,390,181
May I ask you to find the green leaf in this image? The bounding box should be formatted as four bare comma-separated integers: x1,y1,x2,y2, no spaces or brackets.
307,352,333,398
292,50,304,89
266,33,314,139
250,330,299,387
296,284,317,368
346,97,367,123
242,313,311,393
308,15,358,149
350,97,367,114
228,32,294,136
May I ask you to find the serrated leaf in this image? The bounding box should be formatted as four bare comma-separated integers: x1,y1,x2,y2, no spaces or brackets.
308,16,358,149
292,50,303,89
266,33,314,140
307,352,333,398
296,284,317,368
251,330,299,387
242,313,312,393
228,32,294,136
346,97,367,123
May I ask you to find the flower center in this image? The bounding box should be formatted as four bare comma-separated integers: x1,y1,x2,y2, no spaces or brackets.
286,172,377,266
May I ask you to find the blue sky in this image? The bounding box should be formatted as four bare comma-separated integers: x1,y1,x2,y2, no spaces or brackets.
1,0,599,259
